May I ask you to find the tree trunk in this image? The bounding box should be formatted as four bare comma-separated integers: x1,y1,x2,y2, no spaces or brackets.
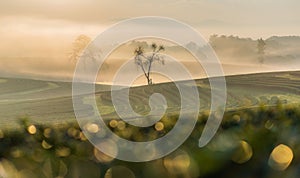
146,76,151,85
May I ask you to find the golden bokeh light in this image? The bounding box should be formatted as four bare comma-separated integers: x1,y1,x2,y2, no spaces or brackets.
109,120,118,128
56,147,71,157
232,114,241,123
268,144,293,171
232,140,253,164
42,140,53,149
10,148,23,158
104,166,135,178
43,128,52,138
86,123,99,133
79,132,87,141
67,127,80,138
120,129,133,139
94,147,114,163
117,121,126,130
154,122,164,131
0,159,19,177
27,125,37,135
96,140,118,160
164,150,191,175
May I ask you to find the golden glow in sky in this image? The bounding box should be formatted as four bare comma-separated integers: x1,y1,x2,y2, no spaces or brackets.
0,0,299,82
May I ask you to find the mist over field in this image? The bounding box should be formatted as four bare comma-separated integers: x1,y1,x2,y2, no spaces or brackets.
1,35,300,85
0,0,299,85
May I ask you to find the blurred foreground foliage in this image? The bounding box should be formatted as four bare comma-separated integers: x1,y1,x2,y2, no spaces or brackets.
1,104,300,178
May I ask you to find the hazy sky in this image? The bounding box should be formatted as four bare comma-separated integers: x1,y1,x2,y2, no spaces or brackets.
0,0,299,81
1,0,299,56
1,0,299,33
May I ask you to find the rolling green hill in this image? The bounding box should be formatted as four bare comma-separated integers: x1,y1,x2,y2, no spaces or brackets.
1,71,300,129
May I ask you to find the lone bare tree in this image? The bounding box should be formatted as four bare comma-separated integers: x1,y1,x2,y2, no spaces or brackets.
69,34,91,62
134,43,165,85
257,38,266,64
69,34,107,70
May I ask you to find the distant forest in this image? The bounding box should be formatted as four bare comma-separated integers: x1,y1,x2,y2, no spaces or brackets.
209,35,300,64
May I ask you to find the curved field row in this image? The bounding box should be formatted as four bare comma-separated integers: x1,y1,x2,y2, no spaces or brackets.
98,71,300,118
1,71,300,129
0,78,47,95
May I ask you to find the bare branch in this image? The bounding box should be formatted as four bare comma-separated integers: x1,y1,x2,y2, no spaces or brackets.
151,43,157,52
133,43,165,85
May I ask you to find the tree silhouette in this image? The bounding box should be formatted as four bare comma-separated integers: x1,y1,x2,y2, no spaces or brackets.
257,38,266,64
69,35,91,62
69,34,106,70
134,43,165,85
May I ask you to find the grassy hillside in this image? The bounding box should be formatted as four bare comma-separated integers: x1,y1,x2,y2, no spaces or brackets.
98,71,300,119
1,70,300,129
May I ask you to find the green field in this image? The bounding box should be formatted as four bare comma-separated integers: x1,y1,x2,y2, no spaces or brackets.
1,71,300,129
